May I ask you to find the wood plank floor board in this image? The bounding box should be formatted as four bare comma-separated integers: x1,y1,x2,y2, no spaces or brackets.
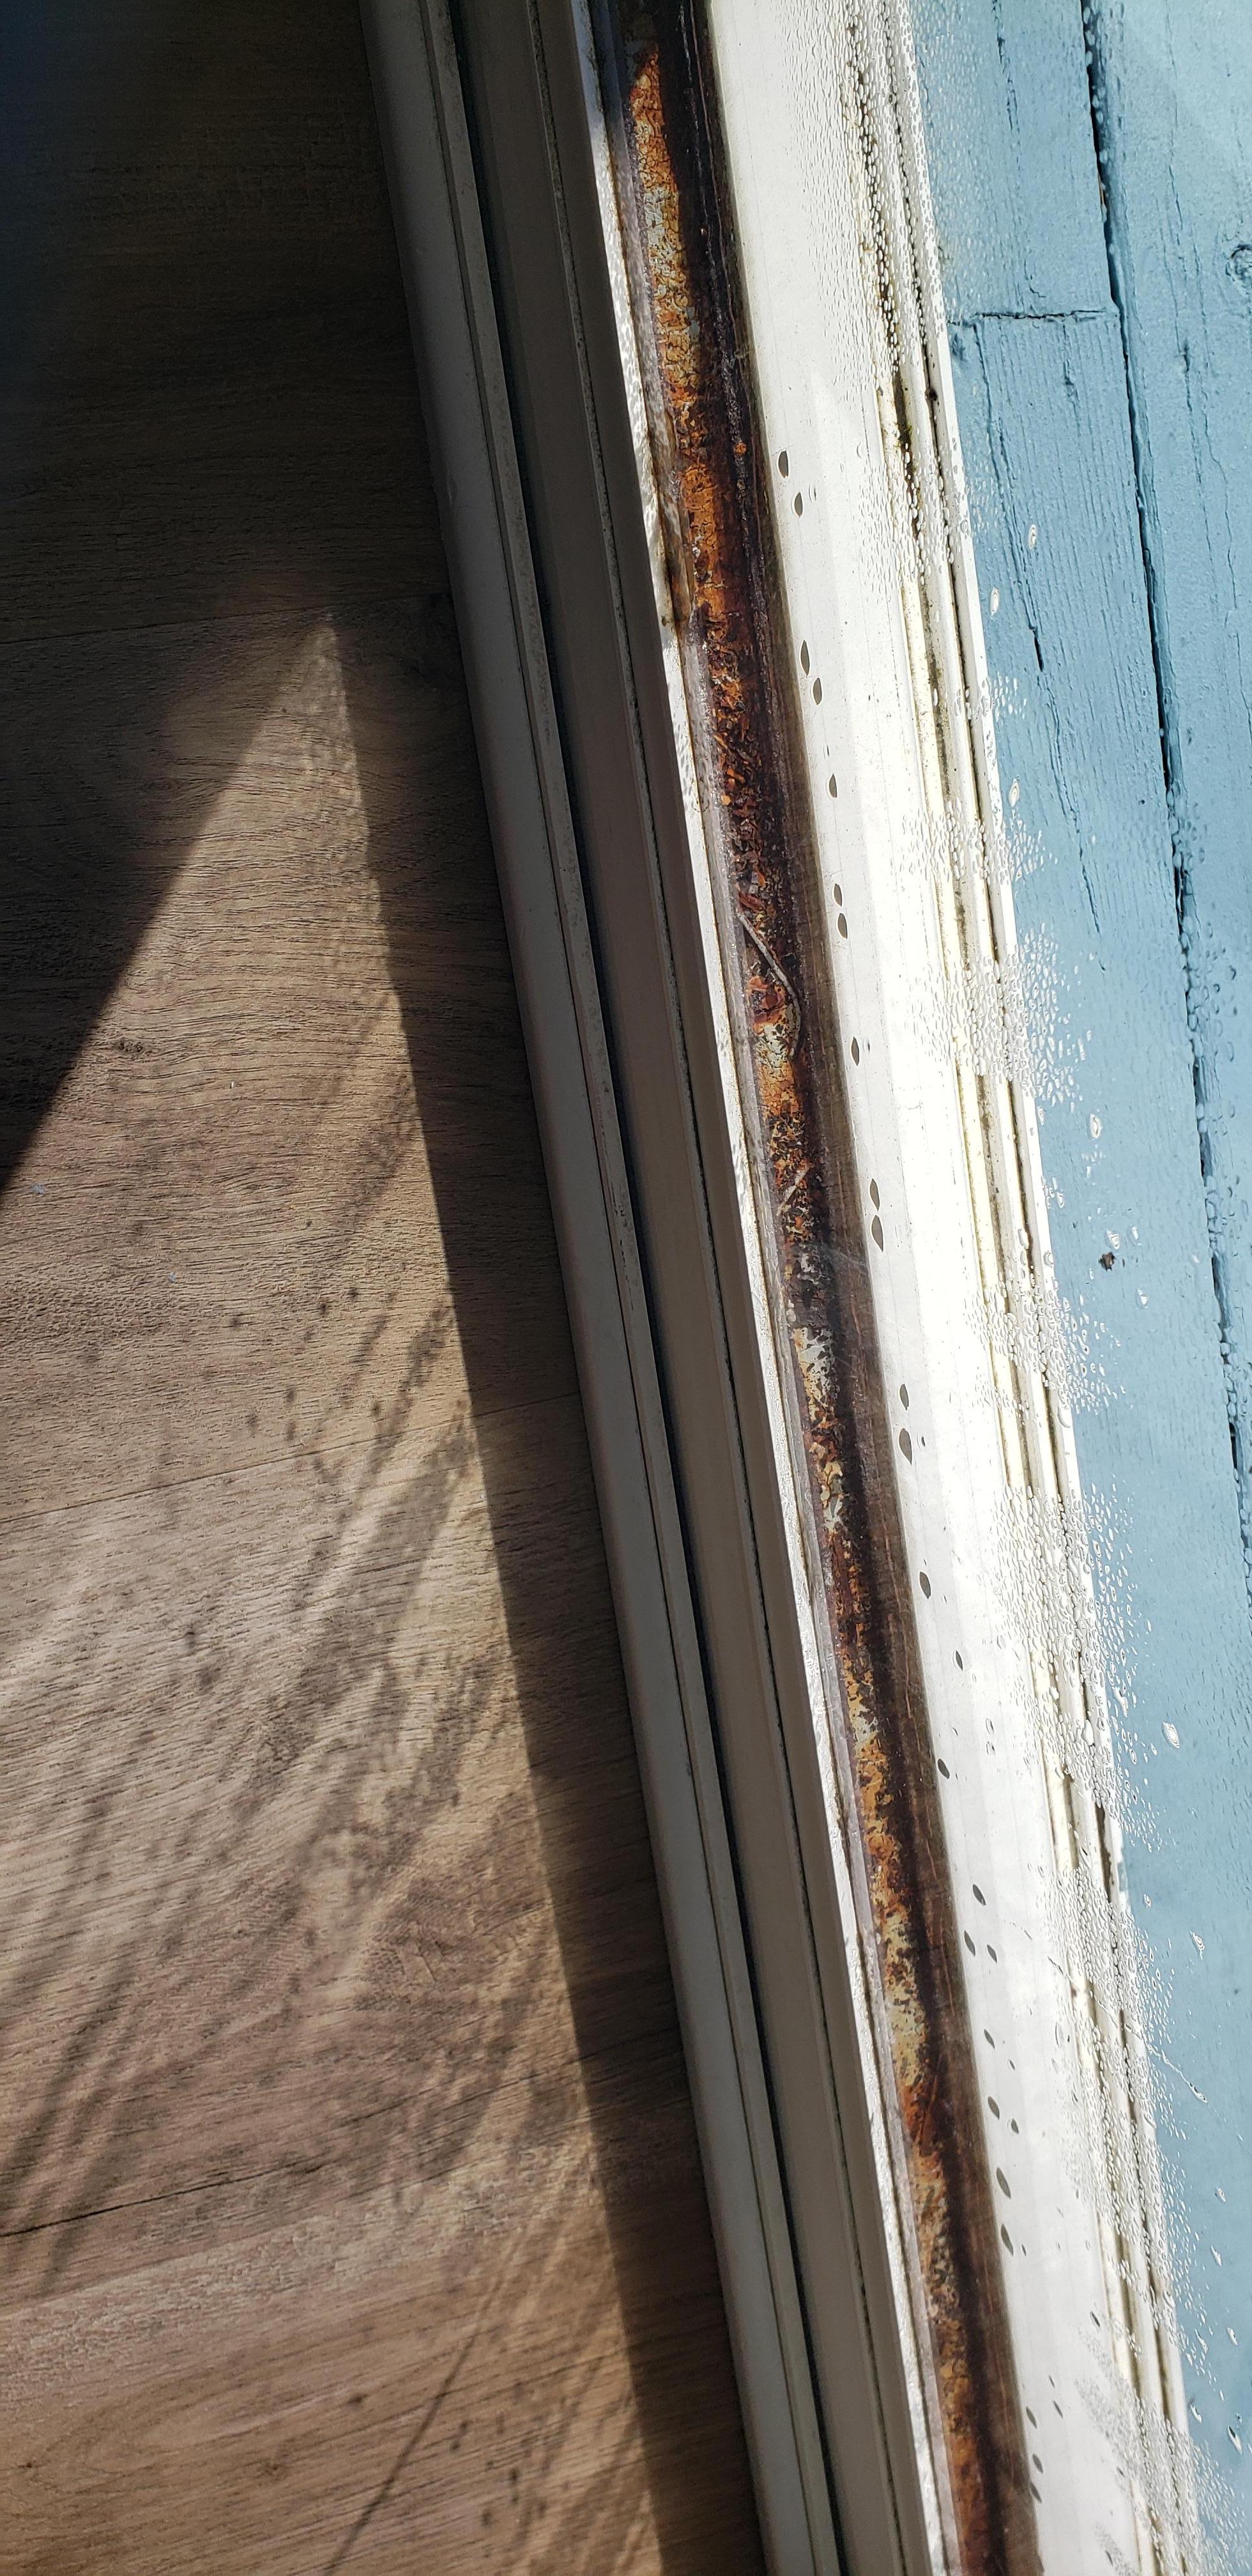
0,601,579,1515
0,4,443,645
1,2072,735,2573
0,0,764,2563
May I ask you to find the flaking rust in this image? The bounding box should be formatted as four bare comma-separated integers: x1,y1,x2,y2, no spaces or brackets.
602,6,1037,2566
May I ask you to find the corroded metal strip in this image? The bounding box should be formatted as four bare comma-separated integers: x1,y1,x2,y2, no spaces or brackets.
596,6,1035,2564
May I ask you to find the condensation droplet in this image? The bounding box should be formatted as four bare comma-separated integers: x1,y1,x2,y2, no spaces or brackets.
989,586,1001,615
1163,1722,1180,1749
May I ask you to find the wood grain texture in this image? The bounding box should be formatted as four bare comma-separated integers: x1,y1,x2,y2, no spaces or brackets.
911,0,1108,321
1081,4,1252,2527
0,4,762,2568
1087,4,1252,1556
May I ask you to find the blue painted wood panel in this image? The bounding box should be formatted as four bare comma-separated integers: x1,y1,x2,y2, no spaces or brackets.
913,0,1108,318
1088,4,1252,1577
913,1,1252,2545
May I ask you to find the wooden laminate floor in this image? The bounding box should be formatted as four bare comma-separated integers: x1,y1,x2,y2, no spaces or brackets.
0,6,763,2568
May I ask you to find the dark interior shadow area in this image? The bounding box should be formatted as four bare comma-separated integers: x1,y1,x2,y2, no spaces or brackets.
340,617,765,2574
0,0,436,1181
0,1,760,2568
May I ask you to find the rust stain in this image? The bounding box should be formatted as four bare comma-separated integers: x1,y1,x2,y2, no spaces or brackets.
601,7,1037,2568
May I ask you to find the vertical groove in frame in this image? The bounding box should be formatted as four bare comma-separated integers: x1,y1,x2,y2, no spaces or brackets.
586,2,1038,2564
359,3,838,2565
